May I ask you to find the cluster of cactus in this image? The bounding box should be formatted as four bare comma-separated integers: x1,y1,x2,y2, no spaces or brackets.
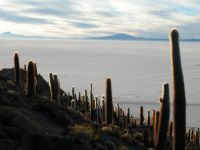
25,61,37,97
8,29,192,149
12,52,38,96
49,73,61,105
186,128,199,145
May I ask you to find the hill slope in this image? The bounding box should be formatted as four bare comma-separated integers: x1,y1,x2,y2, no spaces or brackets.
0,68,145,150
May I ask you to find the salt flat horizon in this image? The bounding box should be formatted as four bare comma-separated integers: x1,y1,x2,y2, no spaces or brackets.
0,39,200,127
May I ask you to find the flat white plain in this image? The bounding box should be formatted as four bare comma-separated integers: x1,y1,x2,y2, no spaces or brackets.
0,39,200,127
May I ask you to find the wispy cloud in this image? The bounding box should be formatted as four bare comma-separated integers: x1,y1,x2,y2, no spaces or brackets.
0,0,199,38
0,9,51,24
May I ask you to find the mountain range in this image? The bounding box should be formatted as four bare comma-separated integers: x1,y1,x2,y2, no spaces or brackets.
0,31,200,41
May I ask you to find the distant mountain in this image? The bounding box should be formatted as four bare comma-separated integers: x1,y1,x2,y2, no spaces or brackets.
87,33,200,41
87,33,166,41
0,31,43,39
88,33,138,40
1,32,200,41
0,32,25,38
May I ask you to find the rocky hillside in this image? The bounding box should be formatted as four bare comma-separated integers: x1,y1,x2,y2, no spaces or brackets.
0,68,147,150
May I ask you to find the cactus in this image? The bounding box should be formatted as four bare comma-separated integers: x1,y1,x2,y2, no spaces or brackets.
122,110,125,128
90,83,94,121
53,75,61,105
105,78,113,125
133,118,137,128
147,110,151,126
24,65,27,93
102,98,105,121
77,92,81,107
71,99,76,109
117,103,120,125
196,130,199,145
127,108,130,125
34,62,37,77
152,109,155,126
49,73,55,100
170,29,186,150
187,129,191,142
154,111,160,147
156,83,170,150
72,87,75,99
140,106,144,125
48,73,61,105
27,61,36,97
85,89,89,112
14,52,20,84
191,130,194,142
193,132,196,144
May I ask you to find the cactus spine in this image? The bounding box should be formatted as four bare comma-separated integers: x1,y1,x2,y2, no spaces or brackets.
105,78,113,125
14,52,20,84
156,83,170,150
27,61,36,97
170,29,186,150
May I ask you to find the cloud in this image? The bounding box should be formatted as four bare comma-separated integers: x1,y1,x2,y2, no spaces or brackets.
0,0,199,38
0,9,51,24
70,21,98,29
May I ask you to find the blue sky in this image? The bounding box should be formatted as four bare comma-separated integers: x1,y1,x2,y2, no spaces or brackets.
0,0,200,38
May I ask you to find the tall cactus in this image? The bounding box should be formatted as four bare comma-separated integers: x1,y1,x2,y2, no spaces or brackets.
170,29,186,150
72,87,75,99
24,65,27,93
90,83,94,121
127,108,130,125
102,98,105,121
154,111,160,147
105,78,113,125
14,52,20,84
49,73,55,100
147,110,151,126
34,62,38,77
85,89,89,112
117,103,120,126
27,61,36,97
53,75,61,105
140,106,144,125
156,83,170,149
152,109,155,126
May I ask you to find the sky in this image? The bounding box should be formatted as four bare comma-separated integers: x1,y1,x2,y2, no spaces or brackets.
0,0,200,38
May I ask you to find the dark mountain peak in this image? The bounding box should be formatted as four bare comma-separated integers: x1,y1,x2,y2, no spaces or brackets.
91,33,136,40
